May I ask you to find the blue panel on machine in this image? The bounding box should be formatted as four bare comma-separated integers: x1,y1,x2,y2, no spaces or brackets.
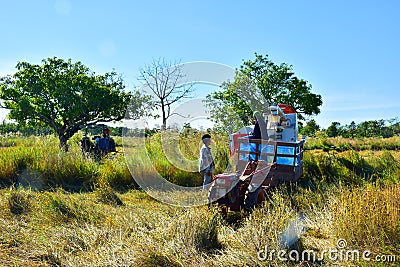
276,156,294,165
277,146,294,155
260,144,274,153
240,142,256,152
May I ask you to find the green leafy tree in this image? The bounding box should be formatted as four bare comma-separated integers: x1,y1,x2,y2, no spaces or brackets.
348,121,357,138
297,121,304,134
0,57,150,150
326,121,341,137
301,119,320,137
357,120,386,138
205,53,322,132
387,117,400,136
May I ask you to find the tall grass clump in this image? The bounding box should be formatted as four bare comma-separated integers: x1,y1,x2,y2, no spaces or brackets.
133,207,223,266
333,183,400,251
305,136,400,151
302,152,364,186
214,191,297,266
0,135,92,189
46,190,103,223
0,146,37,186
145,132,201,186
0,135,18,147
302,150,399,187
94,184,124,206
365,151,400,184
144,132,231,187
8,188,32,215
97,155,136,190
173,209,222,252
33,150,98,191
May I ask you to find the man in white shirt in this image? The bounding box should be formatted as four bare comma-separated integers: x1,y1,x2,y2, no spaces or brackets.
199,134,215,190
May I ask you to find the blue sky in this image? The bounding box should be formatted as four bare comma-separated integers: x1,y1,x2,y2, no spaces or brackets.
0,0,399,128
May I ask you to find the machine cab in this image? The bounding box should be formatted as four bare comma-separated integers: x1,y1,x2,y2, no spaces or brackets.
230,104,305,182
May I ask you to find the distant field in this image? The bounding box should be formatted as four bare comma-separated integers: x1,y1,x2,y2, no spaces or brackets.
0,134,399,266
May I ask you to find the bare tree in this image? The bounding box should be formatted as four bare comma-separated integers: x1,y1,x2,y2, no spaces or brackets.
139,58,192,130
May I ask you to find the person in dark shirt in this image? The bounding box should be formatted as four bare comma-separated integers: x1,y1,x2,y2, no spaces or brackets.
250,111,267,140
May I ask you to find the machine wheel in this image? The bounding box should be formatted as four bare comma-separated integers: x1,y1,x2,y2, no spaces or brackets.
244,186,264,210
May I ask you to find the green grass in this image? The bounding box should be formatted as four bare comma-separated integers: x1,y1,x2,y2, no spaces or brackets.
1,133,398,191
305,135,400,151
0,135,138,190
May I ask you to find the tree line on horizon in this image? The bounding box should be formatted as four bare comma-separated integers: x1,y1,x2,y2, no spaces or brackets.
300,118,400,138
1,117,400,139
